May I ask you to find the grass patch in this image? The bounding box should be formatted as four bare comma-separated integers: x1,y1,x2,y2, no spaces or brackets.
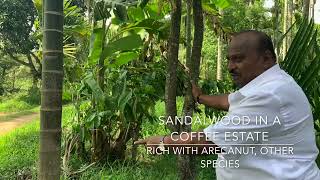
0,100,216,179
74,155,216,180
0,95,38,113
0,99,34,112
0,88,40,112
0,105,72,179
0,119,39,179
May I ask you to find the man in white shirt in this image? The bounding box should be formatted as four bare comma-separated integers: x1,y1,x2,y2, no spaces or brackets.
135,30,320,179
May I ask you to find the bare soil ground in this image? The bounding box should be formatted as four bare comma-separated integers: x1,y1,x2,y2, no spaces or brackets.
0,113,38,136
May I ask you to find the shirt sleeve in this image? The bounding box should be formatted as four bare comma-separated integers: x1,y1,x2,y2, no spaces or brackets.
203,92,282,159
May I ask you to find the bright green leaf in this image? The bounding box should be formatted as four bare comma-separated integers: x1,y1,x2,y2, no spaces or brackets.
128,7,145,21
109,52,139,67
102,34,143,60
202,3,219,15
212,0,231,9
88,28,103,65
84,74,105,104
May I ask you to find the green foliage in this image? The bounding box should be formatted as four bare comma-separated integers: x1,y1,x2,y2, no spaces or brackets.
102,34,143,65
69,63,166,152
75,155,216,179
0,0,38,54
221,0,273,33
280,19,320,131
0,96,33,112
0,87,40,112
213,0,231,9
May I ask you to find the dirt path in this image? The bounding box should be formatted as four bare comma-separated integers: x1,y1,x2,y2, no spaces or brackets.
0,112,11,116
0,113,38,136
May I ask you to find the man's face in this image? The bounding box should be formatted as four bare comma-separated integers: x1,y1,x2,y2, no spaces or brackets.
227,35,266,88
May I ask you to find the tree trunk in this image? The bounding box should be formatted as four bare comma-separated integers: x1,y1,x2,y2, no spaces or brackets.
273,0,280,61
287,0,293,49
217,34,223,80
12,69,15,90
304,0,310,18
1,67,5,80
87,0,93,24
180,0,194,179
165,0,181,133
282,0,288,61
191,0,204,82
216,9,223,81
309,0,315,19
131,118,142,161
180,0,204,179
0,67,5,95
185,0,192,67
39,0,64,179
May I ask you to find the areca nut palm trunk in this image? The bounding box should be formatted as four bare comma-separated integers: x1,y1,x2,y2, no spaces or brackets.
39,0,64,179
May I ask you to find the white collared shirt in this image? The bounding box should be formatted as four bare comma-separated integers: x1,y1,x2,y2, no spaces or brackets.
204,64,320,180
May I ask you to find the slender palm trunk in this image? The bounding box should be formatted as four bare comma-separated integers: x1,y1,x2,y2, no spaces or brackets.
309,0,315,19
180,0,203,179
273,0,280,61
216,8,223,81
39,0,64,179
165,0,181,132
282,0,288,61
304,0,310,17
180,0,194,179
287,0,293,49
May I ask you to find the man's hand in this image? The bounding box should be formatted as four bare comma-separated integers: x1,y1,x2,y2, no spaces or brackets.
191,82,202,102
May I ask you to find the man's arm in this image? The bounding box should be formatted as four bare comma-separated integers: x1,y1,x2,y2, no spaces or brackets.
191,82,229,111
197,94,229,111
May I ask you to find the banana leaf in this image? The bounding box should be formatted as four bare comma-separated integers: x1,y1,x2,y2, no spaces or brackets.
280,18,320,133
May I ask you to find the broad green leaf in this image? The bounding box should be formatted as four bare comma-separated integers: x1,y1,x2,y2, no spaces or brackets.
114,5,127,22
139,0,150,9
85,112,97,123
212,0,231,9
202,3,219,15
121,18,164,34
128,7,145,21
144,3,163,20
102,34,143,60
109,52,139,67
88,28,103,65
84,74,105,104
291,31,316,77
119,91,133,111
94,1,111,21
281,18,320,127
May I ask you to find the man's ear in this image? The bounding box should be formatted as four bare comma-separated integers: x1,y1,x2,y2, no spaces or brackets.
263,50,274,61
263,50,275,68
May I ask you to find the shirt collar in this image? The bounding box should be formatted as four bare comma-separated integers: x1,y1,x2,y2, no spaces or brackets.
238,64,281,96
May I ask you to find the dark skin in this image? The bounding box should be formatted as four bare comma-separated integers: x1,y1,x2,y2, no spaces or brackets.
134,32,276,154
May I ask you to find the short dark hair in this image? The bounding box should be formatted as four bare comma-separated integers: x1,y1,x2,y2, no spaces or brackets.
232,30,277,61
